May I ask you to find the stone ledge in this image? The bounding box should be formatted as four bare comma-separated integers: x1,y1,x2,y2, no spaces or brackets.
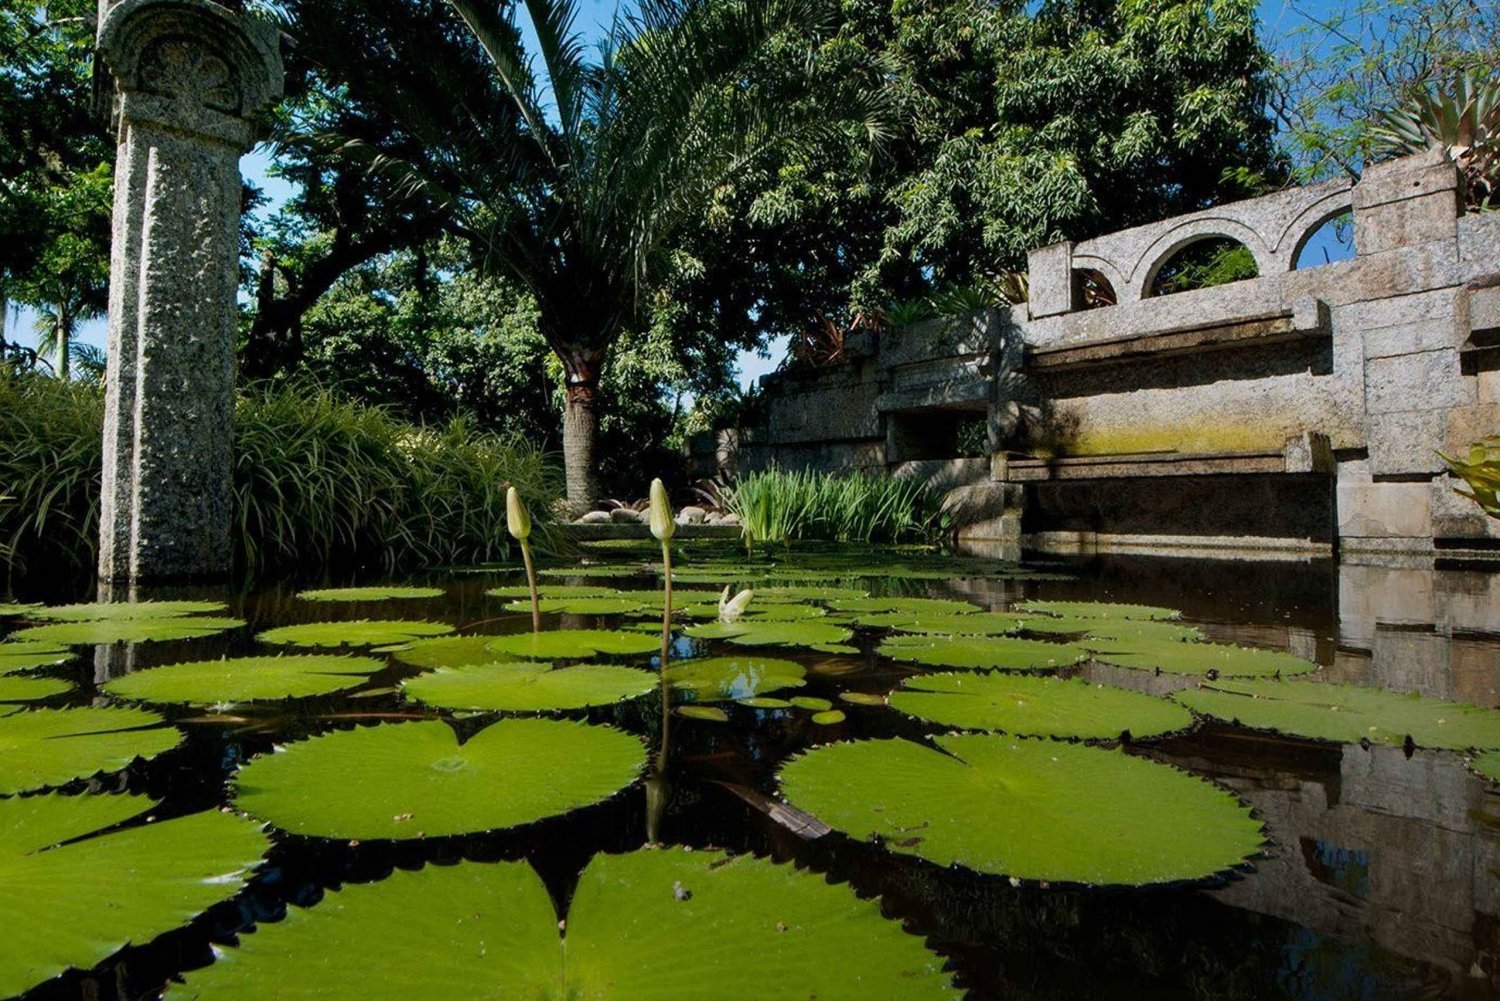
1000,438,1331,482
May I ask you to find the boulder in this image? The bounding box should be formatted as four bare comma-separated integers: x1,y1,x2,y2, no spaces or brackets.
578,510,611,524
609,508,645,524
676,506,708,525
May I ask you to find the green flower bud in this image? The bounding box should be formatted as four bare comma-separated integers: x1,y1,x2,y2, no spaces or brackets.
649,478,675,541
506,486,532,540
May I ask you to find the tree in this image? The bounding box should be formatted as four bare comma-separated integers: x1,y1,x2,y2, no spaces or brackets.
279,0,885,509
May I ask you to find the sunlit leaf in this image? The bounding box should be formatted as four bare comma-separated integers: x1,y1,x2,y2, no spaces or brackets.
402,663,656,712
0,642,73,675
22,601,229,621
487,585,622,599
779,734,1263,885
811,710,846,725
879,634,1087,671
257,620,454,648
0,794,268,998
296,587,444,602
0,707,182,794
233,718,645,840
0,675,71,704
485,629,660,660
1014,601,1181,621
890,672,1194,739
169,849,957,999
10,618,245,645
103,655,384,705
1092,639,1317,677
390,635,500,670
676,705,730,722
503,596,646,615
827,597,981,616
665,656,807,702
684,620,853,649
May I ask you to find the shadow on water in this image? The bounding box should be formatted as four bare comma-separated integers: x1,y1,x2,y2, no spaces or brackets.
11,548,1500,1000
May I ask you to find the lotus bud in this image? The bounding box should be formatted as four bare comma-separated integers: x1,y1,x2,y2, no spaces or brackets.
649,478,675,541
506,487,531,541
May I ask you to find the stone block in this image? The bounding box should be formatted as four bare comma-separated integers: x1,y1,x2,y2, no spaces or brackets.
1365,410,1448,475
1337,481,1433,538
942,483,1022,541
1429,473,1500,542
1353,149,1461,257
1027,242,1075,319
1364,349,1472,415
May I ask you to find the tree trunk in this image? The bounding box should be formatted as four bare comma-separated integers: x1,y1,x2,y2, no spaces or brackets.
562,378,602,514
55,306,70,381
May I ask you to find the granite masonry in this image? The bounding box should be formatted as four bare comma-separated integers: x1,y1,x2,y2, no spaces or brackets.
94,0,282,580
747,150,1500,562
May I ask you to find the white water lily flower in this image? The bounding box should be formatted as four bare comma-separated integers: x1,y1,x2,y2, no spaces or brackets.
718,585,754,623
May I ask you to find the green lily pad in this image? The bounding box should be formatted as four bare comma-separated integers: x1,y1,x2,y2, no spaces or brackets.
1175,680,1500,749
391,635,500,670
854,611,1024,635
1091,639,1317,677
0,603,40,616
1078,619,1206,644
1014,600,1181,621
539,565,644,579
257,620,454,648
890,672,1194,740
169,849,956,999
827,597,981,616
665,656,807,702
811,710,846,725
779,734,1263,885
102,655,383,705
487,585,622,599
810,643,860,655
755,586,870,602
0,707,182,794
684,620,854,649
737,697,794,709
402,663,657,712
1472,752,1500,783
676,705,730,722
879,634,1088,671
10,618,245,646
0,675,71,703
791,696,833,711
233,718,645,840
0,642,73,675
839,692,887,707
22,600,229,621
0,793,268,999
503,596,646,616
485,629,661,660
296,587,444,602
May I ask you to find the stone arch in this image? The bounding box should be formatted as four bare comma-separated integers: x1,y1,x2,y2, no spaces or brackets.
1068,254,1127,306
1129,218,1272,300
1278,193,1357,272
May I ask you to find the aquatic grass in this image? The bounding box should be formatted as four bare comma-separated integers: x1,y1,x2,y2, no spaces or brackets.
724,468,946,548
0,374,561,580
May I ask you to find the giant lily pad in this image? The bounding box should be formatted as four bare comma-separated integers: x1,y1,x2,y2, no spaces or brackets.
684,619,853,649
257,620,454,648
1015,601,1181,621
485,629,661,660
102,655,384,706
391,635,500,670
754,586,870,602
879,634,1087,671
1091,639,1317,677
1175,679,1500,749
0,793,268,998
665,656,807,702
169,848,956,999
503,596,646,616
855,611,1025,636
10,617,245,645
0,707,182,794
22,600,229,621
1471,752,1500,783
827,597,981,616
0,675,71,704
487,584,626,599
0,642,73,674
402,663,656,712
233,718,645,840
539,565,644,579
779,734,1262,885
889,672,1194,740
296,587,444,602
1076,619,1205,644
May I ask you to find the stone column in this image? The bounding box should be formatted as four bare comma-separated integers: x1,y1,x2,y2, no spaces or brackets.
94,0,282,580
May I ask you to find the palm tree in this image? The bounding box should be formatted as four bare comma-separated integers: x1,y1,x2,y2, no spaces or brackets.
284,0,885,509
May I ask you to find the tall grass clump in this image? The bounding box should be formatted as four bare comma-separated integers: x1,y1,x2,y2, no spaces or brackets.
0,372,560,580
725,468,946,547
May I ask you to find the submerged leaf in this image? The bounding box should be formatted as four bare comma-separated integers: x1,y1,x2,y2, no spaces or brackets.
779,735,1262,885
0,707,182,794
402,663,656,712
233,718,645,840
665,656,807,702
103,655,383,705
484,629,660,660
1176,679,1500,749
296,587,444,602
1092,639,1317,677
10,618,245,645
0,794,268,999
890,672,1193,740
879,634,1087,671
169,849,957,999
257,620,454,648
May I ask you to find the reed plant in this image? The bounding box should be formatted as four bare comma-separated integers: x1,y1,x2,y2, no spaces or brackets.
725,468,946,547
0,372,560,580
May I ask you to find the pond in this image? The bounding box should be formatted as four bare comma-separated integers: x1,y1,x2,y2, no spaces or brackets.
4,542,1500,1000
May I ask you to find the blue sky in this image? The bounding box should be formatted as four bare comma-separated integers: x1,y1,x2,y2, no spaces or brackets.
20,0,1335,388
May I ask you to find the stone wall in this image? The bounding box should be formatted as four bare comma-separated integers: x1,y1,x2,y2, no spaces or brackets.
754,150,1500,560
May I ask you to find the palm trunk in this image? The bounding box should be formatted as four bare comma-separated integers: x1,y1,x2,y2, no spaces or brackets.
562,379,602,513
55,305,70,381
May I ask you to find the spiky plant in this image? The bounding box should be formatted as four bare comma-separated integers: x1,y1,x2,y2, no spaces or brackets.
1372,71,1499,208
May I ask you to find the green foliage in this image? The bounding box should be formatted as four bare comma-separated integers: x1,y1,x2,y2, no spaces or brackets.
0,373,560,580
170,850,957,999
726,468,946,546
1373,70,1500,208
1150,239,1260,296
1442,435,1500,517
401,663,657,713
0,707,181,794
103,655,384,706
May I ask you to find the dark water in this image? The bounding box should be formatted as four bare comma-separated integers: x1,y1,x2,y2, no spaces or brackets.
12,549,1500,1001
